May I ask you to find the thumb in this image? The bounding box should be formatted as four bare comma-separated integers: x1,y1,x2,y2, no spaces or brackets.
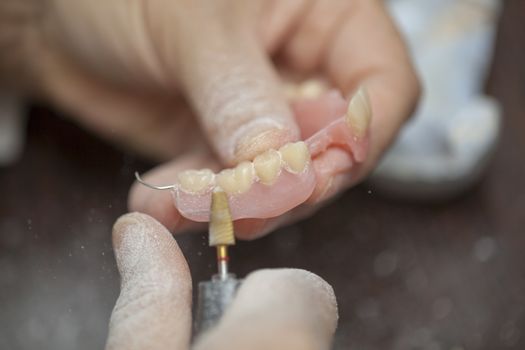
106,213,192,350
194,269,338,350
176,11,300,165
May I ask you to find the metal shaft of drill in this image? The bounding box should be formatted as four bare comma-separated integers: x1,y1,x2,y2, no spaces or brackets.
217,245,229,280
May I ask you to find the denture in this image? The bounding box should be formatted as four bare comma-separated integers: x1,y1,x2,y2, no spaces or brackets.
139,83,371,222
174,141,316,221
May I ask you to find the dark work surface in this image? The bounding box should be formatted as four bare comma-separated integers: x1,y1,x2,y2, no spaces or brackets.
1,2,525,349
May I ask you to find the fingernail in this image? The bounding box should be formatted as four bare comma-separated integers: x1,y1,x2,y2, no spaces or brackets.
231,119,297,163
113,213,143,248
345,86,372,138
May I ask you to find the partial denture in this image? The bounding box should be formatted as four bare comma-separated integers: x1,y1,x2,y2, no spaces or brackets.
173,141,315,221
179,141,310,196
140,86,372,222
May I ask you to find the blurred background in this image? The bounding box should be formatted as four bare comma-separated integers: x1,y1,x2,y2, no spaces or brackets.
1,0,524,349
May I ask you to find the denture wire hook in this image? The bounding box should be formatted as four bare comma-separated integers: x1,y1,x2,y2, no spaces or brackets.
134,172,177,191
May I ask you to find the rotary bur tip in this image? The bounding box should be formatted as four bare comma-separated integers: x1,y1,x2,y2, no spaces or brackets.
209,189,235,280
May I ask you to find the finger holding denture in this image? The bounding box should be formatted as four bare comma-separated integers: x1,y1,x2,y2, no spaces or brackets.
135,80,372,223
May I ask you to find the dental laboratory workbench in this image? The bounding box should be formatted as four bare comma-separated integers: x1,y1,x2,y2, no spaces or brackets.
1,1,524,349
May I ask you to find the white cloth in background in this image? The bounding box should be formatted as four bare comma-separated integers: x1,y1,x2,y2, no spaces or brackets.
372,0,502,199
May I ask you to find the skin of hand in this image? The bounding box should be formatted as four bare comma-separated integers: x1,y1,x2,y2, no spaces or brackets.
107,213,338,350
6,0,420,237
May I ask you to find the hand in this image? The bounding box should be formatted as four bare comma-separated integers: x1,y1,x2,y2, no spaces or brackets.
15,0,419,236
107,213,338,350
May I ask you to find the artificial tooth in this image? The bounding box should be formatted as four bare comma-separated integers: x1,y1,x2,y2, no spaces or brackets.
279,141,310,173
254,149,281,185
345,86,372,138
297,79,328,99
216,169,236,194
283,79,328,100
234,161,255,193
216,162,255,194
177,169,215,193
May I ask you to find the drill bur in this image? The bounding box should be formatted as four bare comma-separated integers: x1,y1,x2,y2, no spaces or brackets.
209,189,235,280
209,189,235,246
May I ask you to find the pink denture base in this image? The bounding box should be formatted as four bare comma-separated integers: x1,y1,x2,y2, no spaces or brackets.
172,90,369,222
173,165,316,222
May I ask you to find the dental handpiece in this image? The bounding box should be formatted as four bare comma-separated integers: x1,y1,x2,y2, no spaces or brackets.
195,273,242,334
